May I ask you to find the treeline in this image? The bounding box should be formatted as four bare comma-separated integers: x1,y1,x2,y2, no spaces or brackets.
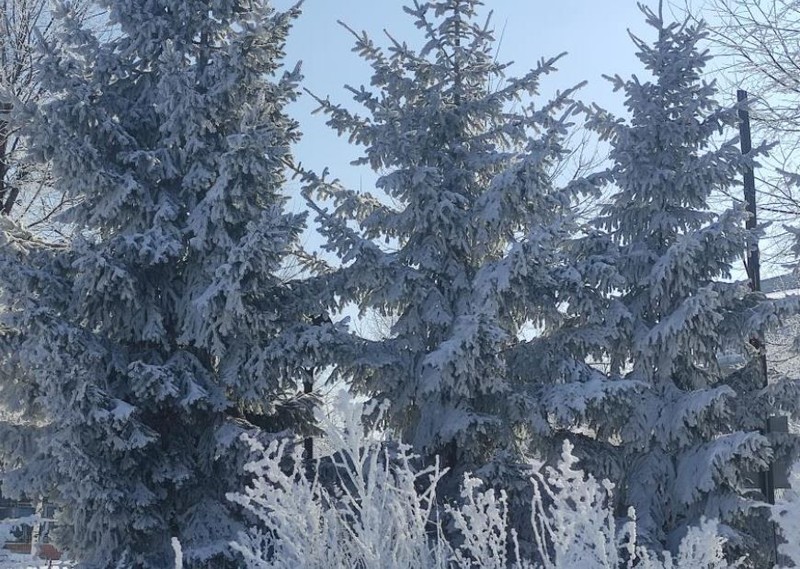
0,0,799,568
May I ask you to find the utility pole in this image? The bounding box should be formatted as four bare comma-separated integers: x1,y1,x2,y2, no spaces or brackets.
737,89,794,567
303,370,314,464
737,89,776,504
303,313,332,476
738,90,762,293
0,101,12,215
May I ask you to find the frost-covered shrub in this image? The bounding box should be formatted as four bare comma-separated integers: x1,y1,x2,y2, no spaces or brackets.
229,398,737,569
229,397,450,569
531,440,635,569
635,518,740,569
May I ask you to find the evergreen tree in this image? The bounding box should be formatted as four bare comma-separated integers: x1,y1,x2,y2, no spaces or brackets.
0,1,333,567
0,0,87,238
582,3,798,563
302,0,630,507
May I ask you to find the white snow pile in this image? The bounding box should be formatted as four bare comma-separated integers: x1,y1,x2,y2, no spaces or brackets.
0,555,69,569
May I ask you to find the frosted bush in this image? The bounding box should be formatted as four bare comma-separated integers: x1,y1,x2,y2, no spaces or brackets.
635,519,740,569
448,478,523,569
531,440,635,569
228,397,450,569
229,397,739,568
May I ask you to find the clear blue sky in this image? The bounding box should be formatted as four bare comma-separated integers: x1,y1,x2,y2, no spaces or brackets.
272,0,671,191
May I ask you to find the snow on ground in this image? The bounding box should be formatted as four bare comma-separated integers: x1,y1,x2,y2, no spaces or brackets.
0,554,68,568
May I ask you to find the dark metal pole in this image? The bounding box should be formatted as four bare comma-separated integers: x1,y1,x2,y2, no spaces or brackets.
738,89,775,506
303,374,313,463
0,101,12,215
738,89,781,566
303,313,331,473
738,89,762,293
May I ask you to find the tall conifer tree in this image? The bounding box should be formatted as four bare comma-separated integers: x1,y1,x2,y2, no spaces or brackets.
303,0,630,506
582,4,798,562
0,1,332,567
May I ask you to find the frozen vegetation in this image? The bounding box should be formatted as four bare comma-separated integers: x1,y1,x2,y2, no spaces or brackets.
0,0,797,567
230,397,736,569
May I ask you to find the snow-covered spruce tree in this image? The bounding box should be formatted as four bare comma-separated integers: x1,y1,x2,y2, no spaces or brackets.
581,2,797,563
0,1,337,567
302,0,633,517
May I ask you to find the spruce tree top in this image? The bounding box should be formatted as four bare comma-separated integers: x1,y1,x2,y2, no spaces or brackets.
582,3,793,554
305,0,611,483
